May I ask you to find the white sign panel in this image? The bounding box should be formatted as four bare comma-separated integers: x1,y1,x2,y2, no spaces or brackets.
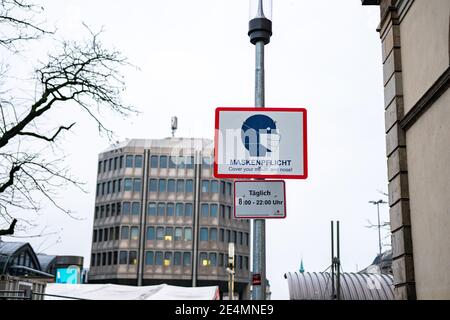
234,181,286,219
214,107,308,179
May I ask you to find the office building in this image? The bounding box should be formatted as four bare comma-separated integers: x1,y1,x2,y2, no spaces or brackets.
89,138,251,299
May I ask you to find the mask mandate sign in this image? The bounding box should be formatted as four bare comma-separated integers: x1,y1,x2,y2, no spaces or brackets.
214,107,308,179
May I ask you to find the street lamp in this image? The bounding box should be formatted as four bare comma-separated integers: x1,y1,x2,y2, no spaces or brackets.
369,199,388,257
248,0,272,301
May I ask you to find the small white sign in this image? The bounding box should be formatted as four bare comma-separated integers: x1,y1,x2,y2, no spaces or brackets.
234,180,286,219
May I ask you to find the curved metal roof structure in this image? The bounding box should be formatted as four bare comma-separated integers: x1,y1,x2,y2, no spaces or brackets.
284,272,394,300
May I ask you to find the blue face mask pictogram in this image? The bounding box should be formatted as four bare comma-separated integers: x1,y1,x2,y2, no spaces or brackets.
241,115,280,157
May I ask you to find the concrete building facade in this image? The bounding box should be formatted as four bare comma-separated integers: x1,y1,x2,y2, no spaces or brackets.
89,138,251,298
362,0,450,299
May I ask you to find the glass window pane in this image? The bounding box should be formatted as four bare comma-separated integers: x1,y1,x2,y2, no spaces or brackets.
176,180,184,193
209,253,217,266
200,228,208,241
133,179,142,192
186,180,194,193
176,203,184,217
148,203,157,216
175,228,182,241
121,226,129,240
221,181,226,194
159,179,167,193
124,178,133,191
167,179,175,192
164,252,172,266
157,203,165,216
199,252,208,266
147,227,155,240
210,204,218,217
130,227,139,241
135,155,143,168
155,252,163,265
201,180,209,193
126,155,133,168
201,204,209,217
160,156,168,168
132,202,140,215
177,156,185,169
169,156,177,168
211,181,219,193
119,156,124,169
166,203,174,216
122,202,131,215
210,228,218,241
129,251,137,265
183,252,191,266
220,229,225,242
184,228,192,241
174,252,182,266
149,179,158,192
185,156,194,169
145,251,154,265
156,227,164,240
185,203,193,217
150,155,158,168
202,157,212,168
119,251,128,265
165,227,173,241
227,182,232,195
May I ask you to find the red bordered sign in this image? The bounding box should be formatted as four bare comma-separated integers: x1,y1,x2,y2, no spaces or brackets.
214,107,308,179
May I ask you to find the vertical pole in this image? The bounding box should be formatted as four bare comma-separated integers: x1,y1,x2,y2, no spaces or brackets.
252,40,266,301
137,150,150,286
336,221,341,301
331,221,335,299
377,202,382,257
192,151,202,287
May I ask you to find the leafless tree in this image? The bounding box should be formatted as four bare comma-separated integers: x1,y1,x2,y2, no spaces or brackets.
0,0,135,236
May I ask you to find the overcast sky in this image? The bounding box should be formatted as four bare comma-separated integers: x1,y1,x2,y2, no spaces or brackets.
2,1,386,299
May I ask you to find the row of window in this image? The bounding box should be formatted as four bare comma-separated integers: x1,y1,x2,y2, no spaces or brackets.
98,155,143,174
94,202,237,220
91,250,249,270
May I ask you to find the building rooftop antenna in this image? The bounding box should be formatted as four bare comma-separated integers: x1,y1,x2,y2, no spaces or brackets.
171,116,178,138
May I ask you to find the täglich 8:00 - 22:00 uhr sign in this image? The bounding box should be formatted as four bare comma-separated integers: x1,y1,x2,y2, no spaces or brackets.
214,107,308,179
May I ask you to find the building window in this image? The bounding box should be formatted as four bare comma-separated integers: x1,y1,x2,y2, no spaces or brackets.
220,205,225,219
115,227,120,240
210,204,218,217
98,162,102,174
168,156,177,168
244,233,249,247
133,178,141,192
155,252,163,266
199,252,208,266
96,253,101,266
220,181,226,195
122,202,131,215
226,206,231,219
210,228,218,241
121,226,129,240
103,228,109,242
91,254,96,267
156,227,164,240
126,155,133,168
117,203,121,216
176,179,184,193
113,251,118,265
166,203,174,216
103,160,107,172
148,202,157,216
219,229,224,242
150,155,158,168
175,203,184,217
159,179,167,193
102,252,107,266
107,181,111,194
183,252,191,266
105,204,110,217
135,155,143,168
185,203,193,217
129,251,137,265
124,178,133,191
177,156,185,169
238,232,243,245
185,179,194,193
93,230,97,243
201,180,209,193
164,252,172,266
244,256,249,270
227,182,232,196
119,251,128,265
202,157,212,168
232,231,237,244
108,159,112,171
184,228,192,241
119,156,124,169
226,230,230,243
132,202,141,215
159,156,168,168
174,227,182,241
117,179,122,193
145,251,154,265
149,179,158,192
200,228,208,241
209,253,217,267
165,227,173,241
219,253,224,267
147,227,155,240
167,179,175,192
185,156,194,169
111,203,116,216
174,252,182,266
157,203,165,216
211,181,219,193
98,229,103,242
130,227,139,241
114,157,118,170
108,252,112,265
238,255,243,270
201,204,209,217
